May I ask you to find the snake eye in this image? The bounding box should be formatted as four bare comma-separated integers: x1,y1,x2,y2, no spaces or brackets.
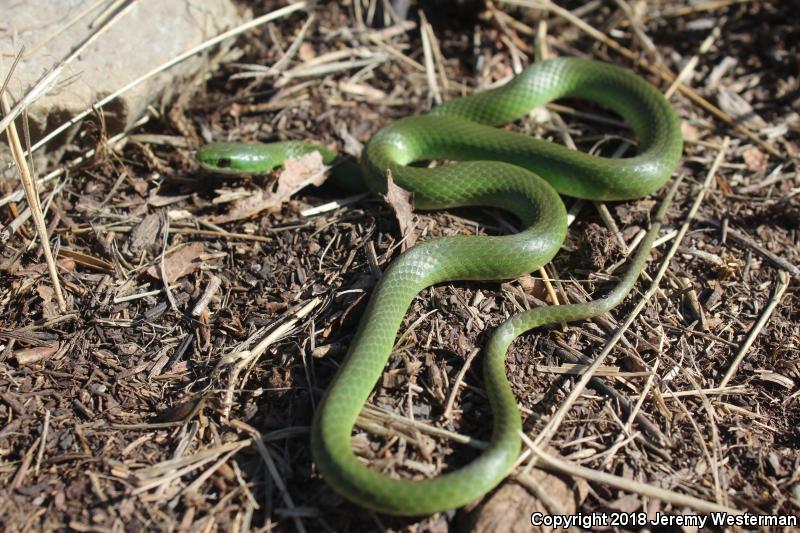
217,157,232,168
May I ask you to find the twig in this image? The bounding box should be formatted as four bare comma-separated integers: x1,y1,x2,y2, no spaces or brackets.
612,0,657,55
34,410,50,474
217,298,321,418
359,404,487,449
593,202,628,254
10,437,40,490
556,347,669,447
66,223,272,243
0,48,23,102
418,10,442,105
191,275,222,317
664,24,722,99
703,219,799,276
300,192,369,217
113,289,162,304
538,266,560,307
247,431,307,533
1,178,67,243
718,270,791,388
442,348,480,419
618,0,757,26
624,359,659,434
176,447,241,502
680,371,726,506
267,13,317,76
2,93,66,312
520,433,742,515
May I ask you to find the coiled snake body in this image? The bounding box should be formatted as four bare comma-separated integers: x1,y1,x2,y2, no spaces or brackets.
198,58,682,515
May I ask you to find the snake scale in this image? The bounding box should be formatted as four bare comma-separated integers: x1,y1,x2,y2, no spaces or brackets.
198,57,682,515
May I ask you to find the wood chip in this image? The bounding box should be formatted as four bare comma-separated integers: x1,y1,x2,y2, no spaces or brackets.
14,343,59,365
129,213,161,254
717,87,768,130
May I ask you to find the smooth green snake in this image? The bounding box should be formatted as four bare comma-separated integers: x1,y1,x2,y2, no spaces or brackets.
197,57,682,516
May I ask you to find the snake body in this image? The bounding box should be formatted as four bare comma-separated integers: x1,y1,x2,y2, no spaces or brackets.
198,58,682,515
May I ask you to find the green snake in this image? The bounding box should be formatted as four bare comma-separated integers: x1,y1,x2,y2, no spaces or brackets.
198,57,682,515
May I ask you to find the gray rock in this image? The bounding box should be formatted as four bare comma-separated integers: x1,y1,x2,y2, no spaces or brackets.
1,0,246,147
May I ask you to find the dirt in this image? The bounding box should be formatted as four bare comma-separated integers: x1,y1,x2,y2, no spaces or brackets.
1,1,798,531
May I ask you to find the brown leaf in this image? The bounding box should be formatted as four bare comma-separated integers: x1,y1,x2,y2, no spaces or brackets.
129,176,149,196
146,242,206,283
210,151,329,224
383,170,416,250
154,397,204,423
210,190,277,224
275,151,329,196
754,370,794,389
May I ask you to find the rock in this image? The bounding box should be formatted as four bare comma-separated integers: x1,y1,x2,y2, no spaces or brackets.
1,0,246,147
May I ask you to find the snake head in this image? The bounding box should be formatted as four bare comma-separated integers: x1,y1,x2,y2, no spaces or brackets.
197,142,283,175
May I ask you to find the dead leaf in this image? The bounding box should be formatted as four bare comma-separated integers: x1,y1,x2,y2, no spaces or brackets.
337,123,364,157
154,397,204,423
210,152,329,224
210,190,275,224
146,242,206,283
129,176,149,196
742,146,768,173
339,81,388,101
275,151,329,195
786,140,800,158
383,170,416,250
